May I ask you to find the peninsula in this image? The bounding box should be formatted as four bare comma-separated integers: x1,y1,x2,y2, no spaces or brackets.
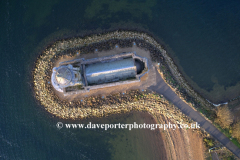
33,30,240,158
33,30,211,119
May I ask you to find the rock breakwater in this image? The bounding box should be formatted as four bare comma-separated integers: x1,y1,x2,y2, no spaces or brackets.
33,30,212,120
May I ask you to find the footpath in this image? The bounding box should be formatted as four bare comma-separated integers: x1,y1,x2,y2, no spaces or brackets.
148,69,240,158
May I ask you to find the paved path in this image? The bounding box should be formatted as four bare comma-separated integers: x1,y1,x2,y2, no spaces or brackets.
148,68,240,158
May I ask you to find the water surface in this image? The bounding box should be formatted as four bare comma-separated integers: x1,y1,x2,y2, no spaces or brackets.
1,0,240,159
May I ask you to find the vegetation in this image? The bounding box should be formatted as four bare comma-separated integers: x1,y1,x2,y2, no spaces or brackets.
203,138,214,147
160,59,240,152
214,106,233,129
214,122,240,149
232,121,240,141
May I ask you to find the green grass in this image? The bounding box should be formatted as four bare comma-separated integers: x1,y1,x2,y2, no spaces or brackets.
214,123,240,148
231,138,240,148
198,107,213,119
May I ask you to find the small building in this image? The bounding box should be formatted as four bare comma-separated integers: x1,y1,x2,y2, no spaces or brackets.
51,52,148,96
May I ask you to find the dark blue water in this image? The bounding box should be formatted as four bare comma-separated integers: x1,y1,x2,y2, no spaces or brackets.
150,0,240,102
1,0,240,159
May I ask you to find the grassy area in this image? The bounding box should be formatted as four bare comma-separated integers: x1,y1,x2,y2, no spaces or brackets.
232,138,240,148
214,123,240,148
198,108,214,120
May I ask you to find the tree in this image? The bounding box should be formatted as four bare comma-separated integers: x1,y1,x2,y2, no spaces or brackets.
214,106,233,129
203,138,214,147
232,121,240,141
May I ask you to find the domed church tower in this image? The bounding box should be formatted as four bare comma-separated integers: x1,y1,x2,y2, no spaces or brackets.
51,64,83,92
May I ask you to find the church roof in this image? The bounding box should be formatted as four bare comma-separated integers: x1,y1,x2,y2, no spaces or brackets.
85,58,136,85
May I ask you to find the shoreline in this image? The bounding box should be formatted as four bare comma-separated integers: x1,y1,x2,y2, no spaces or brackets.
33,30,240,158
33,30,236,120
